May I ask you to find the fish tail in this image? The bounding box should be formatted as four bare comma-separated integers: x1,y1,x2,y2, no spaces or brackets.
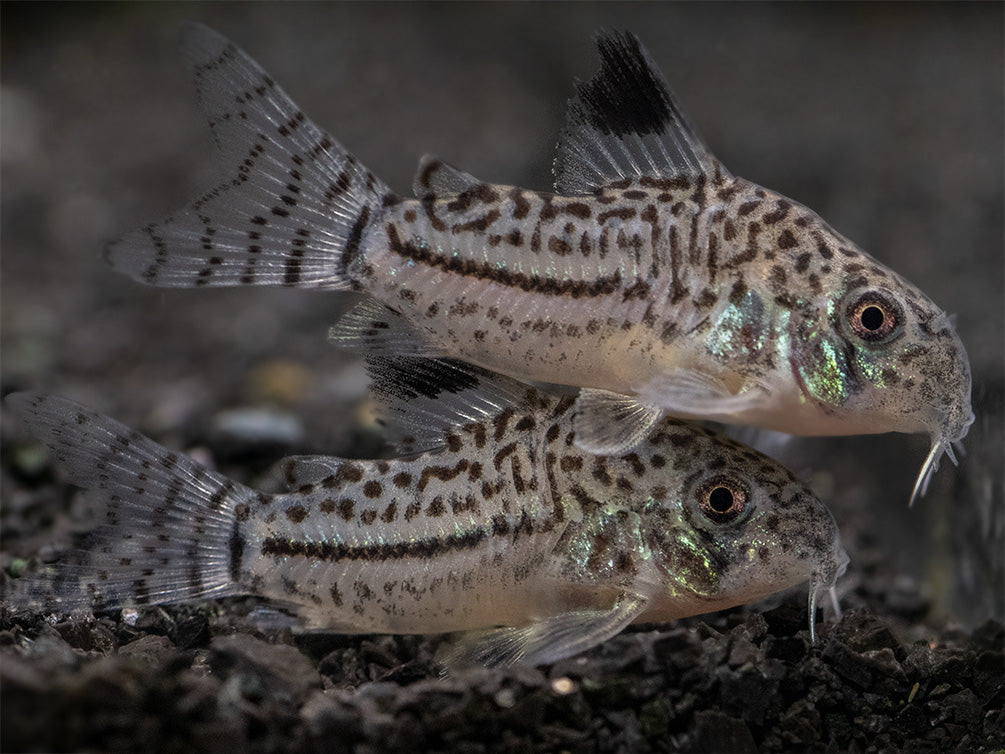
4,393,258,614
105,22,390,290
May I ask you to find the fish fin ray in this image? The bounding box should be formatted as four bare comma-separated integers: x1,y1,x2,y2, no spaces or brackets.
106,23,390,290
272,455,344,491
640,370,772,418
4,393,252,614
572,389,663,455
442,592,648,669
365,356,533,454
412,154,482,199
553,30,728,195
328,298,438,358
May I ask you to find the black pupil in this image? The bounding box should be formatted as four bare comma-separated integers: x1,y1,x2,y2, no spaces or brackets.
860,305,885,331
708,487,734,512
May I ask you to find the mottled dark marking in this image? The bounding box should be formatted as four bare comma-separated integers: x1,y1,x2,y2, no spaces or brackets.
762,200,791,225
451,209,501,234
416,459,471,491
723,218,737,242
511,188,531,219
624,453,646,477
597,207,637,224
285,504,308,524
592,458,613,486
336,498,355,521
426,496,446,517
493,408,514,442
777,228,798,250
493,442,517,471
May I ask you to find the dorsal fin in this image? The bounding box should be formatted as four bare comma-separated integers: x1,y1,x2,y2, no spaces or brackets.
365,356,533,453
412,154,483,199
553,30,729,195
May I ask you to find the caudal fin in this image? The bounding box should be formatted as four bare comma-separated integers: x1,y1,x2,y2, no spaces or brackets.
105,23,390,290
4,393,259,614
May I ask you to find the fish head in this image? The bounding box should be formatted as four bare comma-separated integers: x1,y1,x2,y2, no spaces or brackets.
642,426,847,637
789,240,974,501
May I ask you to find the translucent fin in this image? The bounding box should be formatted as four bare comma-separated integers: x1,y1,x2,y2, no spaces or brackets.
442,592,648,669
412,154,482,199
571,389,663,456
328,298,437,357
639,370,772,419
106,22,390,290
274,455,343,491
365,356,534,454
553,30,728,196
4,393,254,613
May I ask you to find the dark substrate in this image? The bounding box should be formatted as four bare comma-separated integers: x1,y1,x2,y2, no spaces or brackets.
2,4,1003,753
1,574,1002,752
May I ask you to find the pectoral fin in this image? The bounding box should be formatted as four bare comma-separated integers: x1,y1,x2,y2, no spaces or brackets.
638,370,772,420
572,389,663,455
442,592,649,670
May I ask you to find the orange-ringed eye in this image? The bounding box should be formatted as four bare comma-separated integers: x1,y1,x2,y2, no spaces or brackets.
847,291,901,343
697,476,749,524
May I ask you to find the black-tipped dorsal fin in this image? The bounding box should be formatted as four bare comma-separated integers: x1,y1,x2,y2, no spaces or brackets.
553,31,728,195
365,356,533,454
412,154,483,199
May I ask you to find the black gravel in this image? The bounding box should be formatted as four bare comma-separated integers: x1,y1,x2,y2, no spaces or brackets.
2,4,1002,752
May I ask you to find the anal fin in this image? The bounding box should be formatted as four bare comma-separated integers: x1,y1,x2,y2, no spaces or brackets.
328,298,439,357
638,369,772,420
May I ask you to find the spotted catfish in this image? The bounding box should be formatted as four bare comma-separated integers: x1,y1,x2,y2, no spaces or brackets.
106,25,972,501
5,362,846,667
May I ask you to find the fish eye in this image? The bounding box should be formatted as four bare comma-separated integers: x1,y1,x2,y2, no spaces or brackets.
696,475,749,525
845,289,903,345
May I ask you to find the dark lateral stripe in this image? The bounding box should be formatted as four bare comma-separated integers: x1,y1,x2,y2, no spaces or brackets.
387,226,622,299
261,526,492,562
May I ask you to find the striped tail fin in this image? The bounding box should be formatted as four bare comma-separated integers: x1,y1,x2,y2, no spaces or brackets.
105,23,391,290
4,393,260,614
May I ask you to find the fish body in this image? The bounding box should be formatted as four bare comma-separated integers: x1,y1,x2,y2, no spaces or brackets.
5,360,846,666
106,25,972,497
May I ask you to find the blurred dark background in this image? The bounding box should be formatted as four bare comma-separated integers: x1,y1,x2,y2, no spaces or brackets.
2,3,1002,627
